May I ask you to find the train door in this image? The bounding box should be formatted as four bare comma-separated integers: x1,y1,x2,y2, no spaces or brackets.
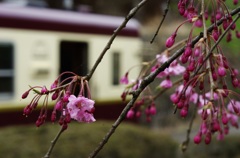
60,41,88,79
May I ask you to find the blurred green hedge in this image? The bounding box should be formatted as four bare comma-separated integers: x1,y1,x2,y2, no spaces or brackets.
0,121,177,158
2,121,240,158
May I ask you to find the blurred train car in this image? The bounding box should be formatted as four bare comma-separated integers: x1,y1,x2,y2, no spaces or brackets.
0,5,142,126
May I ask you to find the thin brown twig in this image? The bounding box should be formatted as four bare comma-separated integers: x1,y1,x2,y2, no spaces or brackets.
150,0,171,43
43,127,65,158
85,0,151,81
181,104,198,152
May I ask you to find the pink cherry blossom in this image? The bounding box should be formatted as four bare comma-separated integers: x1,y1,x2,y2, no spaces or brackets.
156,54,168,63
160,78,172,88
155,55,185,78
67,95,96,123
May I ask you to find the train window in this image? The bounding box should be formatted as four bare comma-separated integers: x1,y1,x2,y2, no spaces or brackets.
112,52,121,85
60,41,88,80
0,43,14,97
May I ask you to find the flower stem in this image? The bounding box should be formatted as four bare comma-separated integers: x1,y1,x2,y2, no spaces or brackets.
43,127,65,158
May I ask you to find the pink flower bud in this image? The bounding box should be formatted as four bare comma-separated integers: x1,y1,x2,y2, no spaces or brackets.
51,111,56,122
135,99,145,107
194,46,201,56
194,133,202,144
35,116,45,127
51,80,58,90
204,132,212,144
62,123,68,131
181,54,188,64
178,1,185,15
223,18,228,30
233,0,238,5
201,110,208,120
178,6,185,15
221,113,228,125
177,100,184,109
63,91,70,102
212,26,219,41
194,19,202,27
183,71,190,81
216,11,223,20
55,101,63,111
22,90,30,99
232,77,239,87
236,30,240,38
52,91,59,100
23,104,32,116
64,112,71,123
170,93,180,104
212,119,221,132
187,60,195,72
212,70,218,81
231,23,236,30
218,66,226,77
226,31,232,42
180,106,188,117
187,7,197,20
58,116,64,125
126,109,135,119
232,68,239,76
232,104,239,114
165,33,177,48
149,105,157,115
184,45,192,57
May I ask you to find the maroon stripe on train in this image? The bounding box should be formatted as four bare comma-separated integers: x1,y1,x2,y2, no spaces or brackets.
0,9,139,37
0,102,137,127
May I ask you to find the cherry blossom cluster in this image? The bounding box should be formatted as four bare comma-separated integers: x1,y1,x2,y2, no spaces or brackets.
121,0,240,145
120,53,185,121
171,0,240,145
22,72,95,129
